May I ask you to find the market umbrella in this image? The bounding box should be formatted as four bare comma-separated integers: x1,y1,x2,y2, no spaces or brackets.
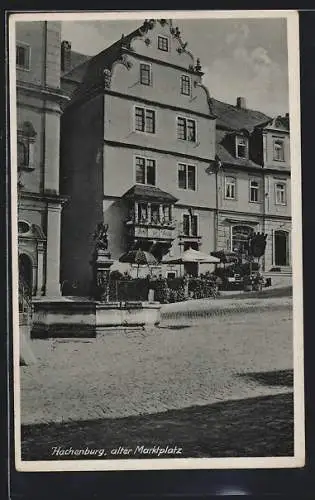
119,249,158,277
162,248,220,265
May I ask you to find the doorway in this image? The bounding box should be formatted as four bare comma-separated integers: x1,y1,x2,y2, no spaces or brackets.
274,230,289,266
19,254,33,296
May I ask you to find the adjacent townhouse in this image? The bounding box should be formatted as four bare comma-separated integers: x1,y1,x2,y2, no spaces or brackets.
213,97,291,271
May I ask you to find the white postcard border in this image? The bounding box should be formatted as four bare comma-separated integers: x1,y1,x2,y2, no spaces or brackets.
9,9,304,472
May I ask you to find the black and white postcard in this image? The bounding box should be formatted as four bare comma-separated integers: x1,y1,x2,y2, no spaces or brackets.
9,10,304,471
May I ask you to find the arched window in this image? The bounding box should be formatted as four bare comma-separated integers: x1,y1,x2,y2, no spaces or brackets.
231,225,254,254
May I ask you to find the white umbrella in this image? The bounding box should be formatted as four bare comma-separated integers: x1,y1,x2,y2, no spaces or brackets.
162,248,220,264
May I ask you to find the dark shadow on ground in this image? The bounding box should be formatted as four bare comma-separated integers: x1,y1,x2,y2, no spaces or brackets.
238,369,293,388
21,393,293,461
217,286,292,300
158,325,191,330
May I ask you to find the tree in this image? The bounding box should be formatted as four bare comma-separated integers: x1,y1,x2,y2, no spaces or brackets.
248,232,268,258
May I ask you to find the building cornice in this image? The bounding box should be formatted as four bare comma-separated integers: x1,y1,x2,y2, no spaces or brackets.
105,89,216,120
19,191,69,206
17,99,63,115
104,139,215,164
121,47,204,77
63,84,216,121
17,80,70,105
221,161,291,176
219,209,291,221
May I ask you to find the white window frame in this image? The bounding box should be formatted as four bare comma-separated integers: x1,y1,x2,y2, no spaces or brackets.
273,229,290,266
133,105,156,134
249,178,261,203
230,224,254,253
273,138,285,162
235,135,248,159
158,35,169,52
275,182,287,205
180,74,192,96
176,116,197,143
181,212,199,237
140,62,152,86
225,176,236,200
16,41,31,71
134,155,157,186
177,163,197,191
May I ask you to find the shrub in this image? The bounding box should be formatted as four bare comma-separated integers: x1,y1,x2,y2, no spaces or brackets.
154,277,170,304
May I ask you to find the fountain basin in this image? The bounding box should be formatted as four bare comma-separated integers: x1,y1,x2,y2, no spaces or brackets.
31,297,161,338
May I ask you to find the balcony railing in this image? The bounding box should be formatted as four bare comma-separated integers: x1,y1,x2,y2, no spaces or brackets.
125,216,176,229
125,216,176,241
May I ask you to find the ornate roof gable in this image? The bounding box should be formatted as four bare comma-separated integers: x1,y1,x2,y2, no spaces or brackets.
126,19,203,74
258,115,290,133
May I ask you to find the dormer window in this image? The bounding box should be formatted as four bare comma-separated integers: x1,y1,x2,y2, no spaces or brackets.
158,35,169,52
273,139,285,161
236,136,248,159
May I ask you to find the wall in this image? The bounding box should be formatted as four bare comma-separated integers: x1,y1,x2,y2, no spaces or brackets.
129,20,194,69
15,21,61,89
104,94,215,161
103,144,217,210
60,95,104,295
102,198,129,260
264,129,290,170
111,55,210,116
16,100,44,193
219,168,264,215
264,173,291,217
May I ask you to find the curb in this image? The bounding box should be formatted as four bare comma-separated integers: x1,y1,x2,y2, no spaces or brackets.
161,301,292,322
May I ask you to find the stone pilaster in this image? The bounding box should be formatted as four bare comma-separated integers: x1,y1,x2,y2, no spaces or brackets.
43,107,60,194
45,203,62,296
36,242,45,296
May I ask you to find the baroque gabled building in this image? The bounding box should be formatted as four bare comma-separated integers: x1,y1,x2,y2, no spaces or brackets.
59,19,218,294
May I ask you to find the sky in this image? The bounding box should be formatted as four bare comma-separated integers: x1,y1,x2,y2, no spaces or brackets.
61,17,289,116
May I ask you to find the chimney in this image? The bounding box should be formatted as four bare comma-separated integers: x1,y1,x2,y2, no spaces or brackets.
236,97,246,109
61,40,72,72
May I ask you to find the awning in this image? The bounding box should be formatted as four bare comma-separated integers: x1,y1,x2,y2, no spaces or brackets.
162,248,220,264
123,184,178,203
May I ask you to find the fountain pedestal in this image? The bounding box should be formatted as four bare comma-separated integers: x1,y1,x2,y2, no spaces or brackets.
91,249,114,301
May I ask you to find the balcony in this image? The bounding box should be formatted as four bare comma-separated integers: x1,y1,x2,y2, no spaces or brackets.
123,184,178,244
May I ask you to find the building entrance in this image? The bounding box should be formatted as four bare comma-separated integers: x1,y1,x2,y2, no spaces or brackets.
274,230,289,266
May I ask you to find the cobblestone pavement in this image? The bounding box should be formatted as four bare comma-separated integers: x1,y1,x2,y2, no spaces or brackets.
20,304,293,425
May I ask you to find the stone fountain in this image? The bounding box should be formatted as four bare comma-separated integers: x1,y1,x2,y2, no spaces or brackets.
31,223,161,338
